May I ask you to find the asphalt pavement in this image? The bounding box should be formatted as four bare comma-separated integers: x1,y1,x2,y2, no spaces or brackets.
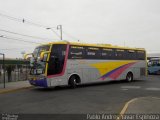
0,75,160,119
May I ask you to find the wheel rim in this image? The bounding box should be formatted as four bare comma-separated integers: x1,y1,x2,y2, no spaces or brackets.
127,74,132,82
128,76,132,81
73,79,76,85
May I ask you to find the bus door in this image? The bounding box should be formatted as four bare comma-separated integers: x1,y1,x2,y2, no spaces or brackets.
47,44,67,76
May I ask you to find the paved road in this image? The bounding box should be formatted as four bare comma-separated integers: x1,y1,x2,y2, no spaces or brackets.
0,75,160,114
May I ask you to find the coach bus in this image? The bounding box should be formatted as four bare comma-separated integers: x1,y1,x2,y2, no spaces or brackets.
148,58,160,75
25,41,147,88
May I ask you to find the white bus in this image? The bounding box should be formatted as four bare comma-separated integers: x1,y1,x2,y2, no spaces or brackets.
25,41,147,88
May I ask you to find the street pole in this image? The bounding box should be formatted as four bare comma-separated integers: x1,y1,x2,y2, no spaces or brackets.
57,25,62,40
3,54,5,88
0,53,5,88
46,25,63,40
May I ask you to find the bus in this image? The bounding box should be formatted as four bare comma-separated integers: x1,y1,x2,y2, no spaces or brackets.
148,58,160,75
25,41,147,88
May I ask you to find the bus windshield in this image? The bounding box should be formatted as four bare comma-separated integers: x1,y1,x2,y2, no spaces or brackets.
30,45,50,75
33,45,50,58
148,58,160,67
148,58,160,75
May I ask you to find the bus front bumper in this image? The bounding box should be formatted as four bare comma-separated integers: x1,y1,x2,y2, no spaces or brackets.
29,78,48,87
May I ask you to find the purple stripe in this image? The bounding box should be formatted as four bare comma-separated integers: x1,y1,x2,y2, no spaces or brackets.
100,62,136,80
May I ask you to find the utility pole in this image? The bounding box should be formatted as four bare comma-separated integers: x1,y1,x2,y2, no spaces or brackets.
57,25,62,40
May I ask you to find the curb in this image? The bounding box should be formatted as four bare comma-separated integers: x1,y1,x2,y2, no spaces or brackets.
0,86,33,94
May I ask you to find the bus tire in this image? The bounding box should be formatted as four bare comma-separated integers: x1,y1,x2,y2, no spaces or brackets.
126,72,133,82
69,76,77,89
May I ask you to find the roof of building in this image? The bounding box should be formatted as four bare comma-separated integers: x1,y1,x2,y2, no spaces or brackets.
0,58,29,65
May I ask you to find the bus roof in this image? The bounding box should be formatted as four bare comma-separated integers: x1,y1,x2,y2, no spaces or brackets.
41,40,145,51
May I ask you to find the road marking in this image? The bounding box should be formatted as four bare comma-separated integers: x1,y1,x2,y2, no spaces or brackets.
117,96,160,120
122,89,128,91
121,86,141,89
145,87,160,91
0,86,33,94
116,98,138,120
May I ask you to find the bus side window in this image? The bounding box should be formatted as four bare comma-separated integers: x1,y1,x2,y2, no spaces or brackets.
101,48,114,60
127,50,136,60
115,49,125,60
137,51,145,60
68,46,84,59
86,47,101,59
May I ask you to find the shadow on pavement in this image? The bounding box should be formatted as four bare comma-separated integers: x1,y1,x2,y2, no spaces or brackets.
32,79,145,92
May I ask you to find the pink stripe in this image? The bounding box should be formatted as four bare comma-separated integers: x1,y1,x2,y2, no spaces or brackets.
47,44,69,78
109,62,136,80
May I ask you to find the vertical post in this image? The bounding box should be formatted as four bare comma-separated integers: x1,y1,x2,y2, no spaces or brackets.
3,54,5,88
57,25,62,40
25,65,27,80
18,65,19,81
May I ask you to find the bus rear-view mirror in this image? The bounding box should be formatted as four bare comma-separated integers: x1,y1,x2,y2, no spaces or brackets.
24,53,33,60
40,51,51,62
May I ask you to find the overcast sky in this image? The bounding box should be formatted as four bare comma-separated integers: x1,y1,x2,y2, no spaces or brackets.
0,0,160,58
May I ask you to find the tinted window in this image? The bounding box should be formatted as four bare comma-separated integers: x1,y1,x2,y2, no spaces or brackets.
115,49,125,60
85,47,101,59
68,46,85,59
101,48,114,59
47,44,66,75
137,51,146,60
126,50,137,60
68,45,146,60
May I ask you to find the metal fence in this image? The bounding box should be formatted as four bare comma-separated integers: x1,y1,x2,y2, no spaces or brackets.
0,64,30,83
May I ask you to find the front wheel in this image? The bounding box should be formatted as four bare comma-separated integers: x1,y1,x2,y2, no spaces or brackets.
69,76,77,89
126,72,133,82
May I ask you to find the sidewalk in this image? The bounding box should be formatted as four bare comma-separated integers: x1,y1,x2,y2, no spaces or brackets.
0,80,32,94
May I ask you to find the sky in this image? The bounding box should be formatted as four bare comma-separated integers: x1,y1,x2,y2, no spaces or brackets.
0,0,160,58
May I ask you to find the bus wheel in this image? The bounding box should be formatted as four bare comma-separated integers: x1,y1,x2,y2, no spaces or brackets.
126,72,133,82
69,76,77,89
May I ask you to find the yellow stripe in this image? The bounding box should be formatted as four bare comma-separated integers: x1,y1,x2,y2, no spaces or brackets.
45,44,52,76
41,41,145,51
90,60,137,76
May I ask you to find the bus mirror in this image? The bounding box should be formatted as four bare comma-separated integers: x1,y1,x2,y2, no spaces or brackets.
40,51,51,62
24,53,33,60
